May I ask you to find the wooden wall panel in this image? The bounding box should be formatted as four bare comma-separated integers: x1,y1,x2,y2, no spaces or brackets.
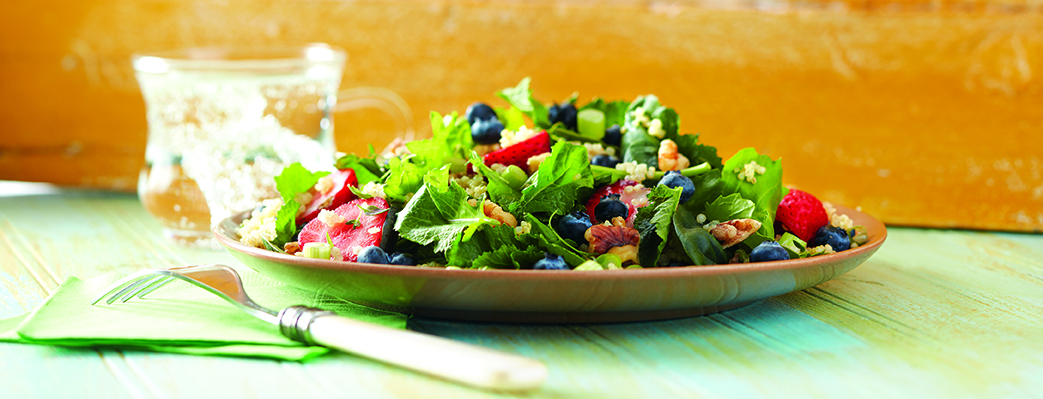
1,0,1042,231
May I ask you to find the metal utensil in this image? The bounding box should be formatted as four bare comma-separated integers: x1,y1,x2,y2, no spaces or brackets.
92,264,547,391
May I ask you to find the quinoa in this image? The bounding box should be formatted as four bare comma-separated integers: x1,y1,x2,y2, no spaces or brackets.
499,125,538,148
238,198,284,248
615,161,656,182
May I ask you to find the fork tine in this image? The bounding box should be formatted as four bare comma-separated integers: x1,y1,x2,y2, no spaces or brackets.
132,275,174,300
104,274,163,305
118,275,168,302
91,272,154,305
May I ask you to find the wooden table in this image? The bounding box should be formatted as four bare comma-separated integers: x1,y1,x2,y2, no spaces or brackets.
2,182,1041,398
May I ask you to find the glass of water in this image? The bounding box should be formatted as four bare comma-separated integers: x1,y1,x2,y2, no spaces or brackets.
133,44,412,248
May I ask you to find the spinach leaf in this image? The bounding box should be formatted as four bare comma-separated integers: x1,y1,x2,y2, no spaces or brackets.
719,148,785,247
496,77,550,128
394,167,499,253
334,154,383,187
673,206,727,265
447,223,517,268
703,193,756,222
681,168,724,215
513,141,594,215
666,132,723,171
620,126,660,167
634,185,683,267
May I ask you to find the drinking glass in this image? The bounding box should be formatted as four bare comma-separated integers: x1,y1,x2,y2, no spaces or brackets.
133,44,412,248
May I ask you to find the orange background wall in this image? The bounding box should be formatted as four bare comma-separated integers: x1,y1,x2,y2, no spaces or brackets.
1,0,1041,232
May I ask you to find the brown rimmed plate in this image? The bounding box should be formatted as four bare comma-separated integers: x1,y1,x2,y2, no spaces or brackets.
214,205,886,323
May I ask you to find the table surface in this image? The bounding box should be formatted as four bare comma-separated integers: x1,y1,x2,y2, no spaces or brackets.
1,182,1041,399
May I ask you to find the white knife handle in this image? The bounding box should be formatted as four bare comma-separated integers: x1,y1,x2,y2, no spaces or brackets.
279,307,547,391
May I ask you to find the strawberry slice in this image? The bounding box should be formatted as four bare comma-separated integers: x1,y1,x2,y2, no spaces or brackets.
296,168,358,226
585,179,650,227
299,197,389,262
483,131,551,169
775,189,829,242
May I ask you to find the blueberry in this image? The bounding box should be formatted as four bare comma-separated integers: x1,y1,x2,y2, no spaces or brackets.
749,241,791,262
471,118,504,145
593,194,628,223
553,211,593,243
603,124,621,146
357,246,390,264
533,253,569,270
465,102,497,125
591,154,620,168
658,171,696,204
389,253,416,266
548,103,578,131
810,225,851,252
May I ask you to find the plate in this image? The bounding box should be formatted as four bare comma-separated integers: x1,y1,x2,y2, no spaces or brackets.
214,205,886,323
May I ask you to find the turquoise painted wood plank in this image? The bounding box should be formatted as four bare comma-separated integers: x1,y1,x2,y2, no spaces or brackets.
1,184,1042,398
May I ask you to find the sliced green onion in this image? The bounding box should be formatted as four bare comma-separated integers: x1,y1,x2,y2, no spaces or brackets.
302,242,332,259
577,109,606,140
499,165,529,190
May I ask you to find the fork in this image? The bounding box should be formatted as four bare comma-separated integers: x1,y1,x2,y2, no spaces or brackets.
92,264,547,391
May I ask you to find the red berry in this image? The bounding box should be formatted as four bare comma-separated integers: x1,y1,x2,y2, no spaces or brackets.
482,131,551,169
296,168,358,226
775,189,829,242
585,179,650,227
299,197,389,262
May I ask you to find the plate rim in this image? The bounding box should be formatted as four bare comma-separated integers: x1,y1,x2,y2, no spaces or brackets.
213,204,887,281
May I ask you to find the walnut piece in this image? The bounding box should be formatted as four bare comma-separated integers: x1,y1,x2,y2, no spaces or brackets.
585,224,641,254
710,219,762,248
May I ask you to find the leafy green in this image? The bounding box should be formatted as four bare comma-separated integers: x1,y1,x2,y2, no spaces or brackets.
665,132,723,171
634,185,683,267
672,206,728,265
495,106,527,131
394,167,500,253
334,154,383,186
680,168,724,214
520,214,589,267
469,152,522,204
513,141,594,215
447,224,517,268
383,156,425,202
547,123,599,143
408,111,473,168
274,163,330,204
269,163,330,246
579,98,629,129
719,148,786,247
496,77,550,128
591,165,629,186
703,193,756,223
620,126,660,167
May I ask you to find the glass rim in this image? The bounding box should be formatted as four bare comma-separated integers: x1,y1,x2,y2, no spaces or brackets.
132,43,346,74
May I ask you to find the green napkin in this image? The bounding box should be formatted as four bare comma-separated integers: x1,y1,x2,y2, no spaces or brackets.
0,270,407,361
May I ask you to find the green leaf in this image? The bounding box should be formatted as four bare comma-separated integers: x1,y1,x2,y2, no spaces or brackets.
514,141,594,215
672,206,728,265
469,152,522,204
591,165,629,187
407,111,473,169
620,126,660,167
273,199,300,247
666,132,723,171
520,214,589,267
447,223,516,268
495,106,527,131
719,148,785,247
547,123,599,143
383,157,425,202
274,163,330,204
334,154,382,186
681,168,724,214
394,167,499,253
634,185,683,267
496,77,550,128
703,193,756,223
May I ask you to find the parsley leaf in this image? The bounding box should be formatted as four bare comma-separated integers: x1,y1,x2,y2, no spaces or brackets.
513,140,594,215
719,148,786,247
273,199,301,246
394,167,499,253
497,77,550,128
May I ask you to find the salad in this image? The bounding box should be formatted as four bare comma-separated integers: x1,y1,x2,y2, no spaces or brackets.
237,78,869,270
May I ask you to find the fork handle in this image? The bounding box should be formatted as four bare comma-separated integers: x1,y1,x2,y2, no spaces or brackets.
282,307,547,391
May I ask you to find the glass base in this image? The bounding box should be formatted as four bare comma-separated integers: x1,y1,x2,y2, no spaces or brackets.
163,228,220,250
